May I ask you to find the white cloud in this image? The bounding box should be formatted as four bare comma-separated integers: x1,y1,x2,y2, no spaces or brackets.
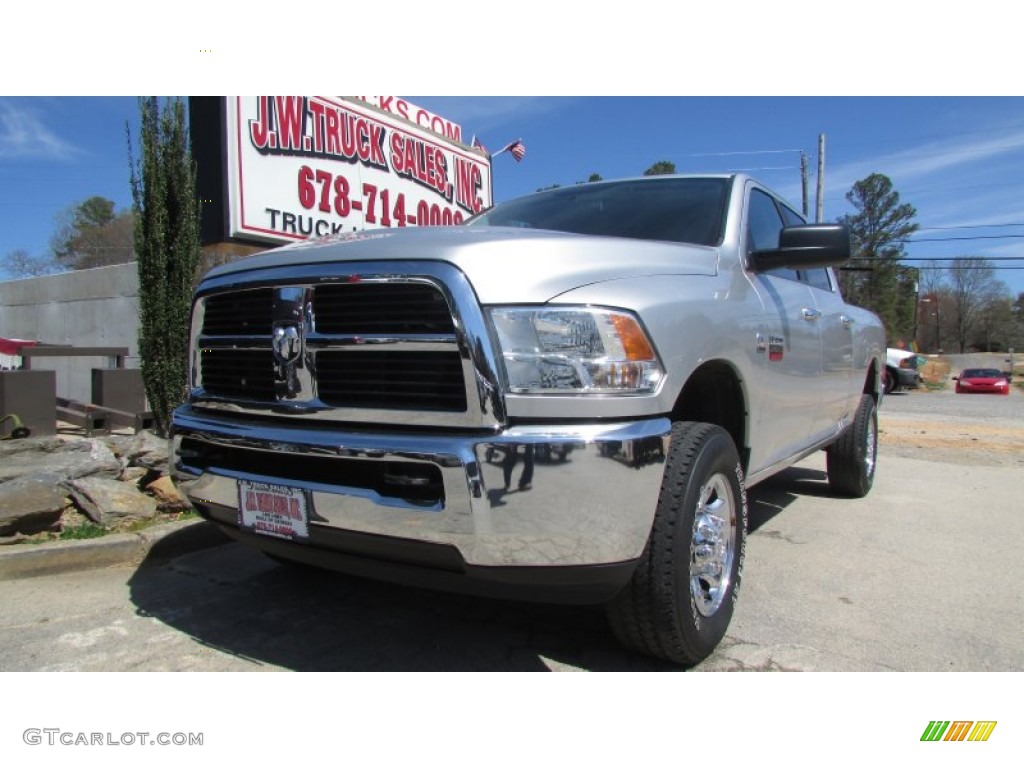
827,128,1024,201
0,99,79,159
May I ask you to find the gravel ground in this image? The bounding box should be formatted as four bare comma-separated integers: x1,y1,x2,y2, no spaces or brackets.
879,352,1024,467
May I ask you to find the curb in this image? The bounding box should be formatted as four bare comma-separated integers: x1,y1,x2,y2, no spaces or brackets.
0,518,230,581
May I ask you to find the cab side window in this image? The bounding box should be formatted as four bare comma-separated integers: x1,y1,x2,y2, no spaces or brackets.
748,189,798,281
779,201,833,292
800,267,833,292
747,189,785,252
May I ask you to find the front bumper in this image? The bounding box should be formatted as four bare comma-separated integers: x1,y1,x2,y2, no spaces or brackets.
171,407,670,601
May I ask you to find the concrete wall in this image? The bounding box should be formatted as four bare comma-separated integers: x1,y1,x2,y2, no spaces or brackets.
0,264,140,403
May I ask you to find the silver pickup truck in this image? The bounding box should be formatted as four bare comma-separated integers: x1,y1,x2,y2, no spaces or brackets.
171,174,885,665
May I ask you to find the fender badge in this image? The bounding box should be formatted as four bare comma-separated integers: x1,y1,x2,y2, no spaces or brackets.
768,336,785,362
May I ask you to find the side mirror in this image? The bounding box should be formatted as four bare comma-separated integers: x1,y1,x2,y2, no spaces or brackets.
750,224,851,272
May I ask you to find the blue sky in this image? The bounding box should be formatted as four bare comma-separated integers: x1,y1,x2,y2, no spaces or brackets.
3,96,1024,294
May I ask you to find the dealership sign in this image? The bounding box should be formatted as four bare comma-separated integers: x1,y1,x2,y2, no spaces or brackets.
351,96,463,143
218,96,491,245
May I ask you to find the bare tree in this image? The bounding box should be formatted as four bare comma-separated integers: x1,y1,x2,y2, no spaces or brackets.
948,257,1005,353
1,248,62,278
974,297,1020,352
918,262,947,298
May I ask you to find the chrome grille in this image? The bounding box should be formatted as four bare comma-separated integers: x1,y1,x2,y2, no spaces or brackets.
316,350,466,411
200,349,276,400
313,283,455,334
192,273,488,422
201,289,273,335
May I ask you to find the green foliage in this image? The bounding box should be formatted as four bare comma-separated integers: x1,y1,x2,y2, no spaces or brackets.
643,160,676,176
837,173,919,342
129,97,201,436
588,173,603,182
59,522,107,540
51,196,135,270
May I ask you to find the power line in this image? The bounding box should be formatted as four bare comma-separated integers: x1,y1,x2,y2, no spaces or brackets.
904,234,1024,243
854,256,1024,262
843,265,1024,271
684,149,804,158
916,223,1024,231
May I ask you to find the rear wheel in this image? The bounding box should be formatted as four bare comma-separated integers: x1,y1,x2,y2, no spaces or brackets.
826,394,877,497
607,422,747,665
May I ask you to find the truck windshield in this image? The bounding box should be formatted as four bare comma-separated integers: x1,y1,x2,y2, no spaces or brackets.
468,177,730,247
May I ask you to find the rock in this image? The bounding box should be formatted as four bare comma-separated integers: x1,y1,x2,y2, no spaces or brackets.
0,475,72,536
62,476,158,525
0,437,65,460
99,434,135,458
122,430,170,473
145,475,191,511
0,437,121,484
119,466,151,485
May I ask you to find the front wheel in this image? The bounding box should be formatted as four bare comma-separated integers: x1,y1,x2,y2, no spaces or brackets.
826,394,878,497
607,422,747,666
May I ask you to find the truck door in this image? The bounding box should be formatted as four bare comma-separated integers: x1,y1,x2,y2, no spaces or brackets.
803,266,857,441
745,187,820,470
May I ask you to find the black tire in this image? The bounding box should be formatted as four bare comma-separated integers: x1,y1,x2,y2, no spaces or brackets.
826,394,878,498
607,422,747,666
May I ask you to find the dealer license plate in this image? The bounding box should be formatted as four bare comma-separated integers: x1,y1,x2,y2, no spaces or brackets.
237,479,310,541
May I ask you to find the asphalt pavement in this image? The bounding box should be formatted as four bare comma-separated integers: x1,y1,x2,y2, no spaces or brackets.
1,386,1020,671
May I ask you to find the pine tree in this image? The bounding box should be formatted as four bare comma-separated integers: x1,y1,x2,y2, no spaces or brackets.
643,160,676,176
129,98,201,436
837,173,919,342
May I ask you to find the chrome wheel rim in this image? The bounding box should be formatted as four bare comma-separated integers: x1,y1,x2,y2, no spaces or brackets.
690,472,736,617
865,412,877,478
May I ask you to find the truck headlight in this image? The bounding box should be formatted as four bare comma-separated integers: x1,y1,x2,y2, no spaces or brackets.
487,307,664,394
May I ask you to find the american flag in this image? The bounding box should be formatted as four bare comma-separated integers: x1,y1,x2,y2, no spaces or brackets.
495,138,526,162
471,135,488,155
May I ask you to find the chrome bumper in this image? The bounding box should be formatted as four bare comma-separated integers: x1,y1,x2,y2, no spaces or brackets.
171,406,670,569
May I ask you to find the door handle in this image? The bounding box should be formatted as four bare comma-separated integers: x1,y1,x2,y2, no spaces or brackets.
802,308,822,321
841,314,856,328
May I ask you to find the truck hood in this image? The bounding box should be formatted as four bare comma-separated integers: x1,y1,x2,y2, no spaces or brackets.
203,226,718,303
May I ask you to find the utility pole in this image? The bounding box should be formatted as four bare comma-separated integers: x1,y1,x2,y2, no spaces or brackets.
912,278,920,351
800,152,809,218
815,133,826,223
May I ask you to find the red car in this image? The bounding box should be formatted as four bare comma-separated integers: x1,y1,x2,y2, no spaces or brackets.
953,368,1011,395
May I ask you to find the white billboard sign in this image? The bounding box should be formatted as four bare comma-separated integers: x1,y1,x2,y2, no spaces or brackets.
224,96,491,245
351,96,463,143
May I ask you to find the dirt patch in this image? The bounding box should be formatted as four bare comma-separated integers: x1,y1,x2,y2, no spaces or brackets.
879,415,1024,466
919,358,951,387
